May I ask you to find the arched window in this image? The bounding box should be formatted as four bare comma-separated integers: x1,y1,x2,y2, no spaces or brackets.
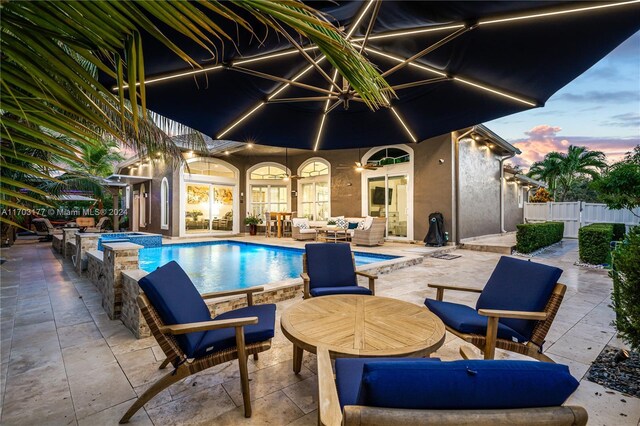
186,160,235,178
160,178,169,230
247,163,289,218
297,158,330,221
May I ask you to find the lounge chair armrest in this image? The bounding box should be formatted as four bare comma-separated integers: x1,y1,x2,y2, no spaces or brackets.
317,347,343,426
301,272,311,299
428,283,482,301
356,271,377,295
159,316,258,335
202,286,264,306
201,286,264,300
355,271,378,280
478,309,547,321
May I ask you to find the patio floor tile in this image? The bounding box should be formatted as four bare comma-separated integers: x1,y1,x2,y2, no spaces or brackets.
1,237,639,425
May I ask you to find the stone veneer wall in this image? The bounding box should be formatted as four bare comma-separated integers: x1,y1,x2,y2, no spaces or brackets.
120,255,423,338
62,228,78,258
64,241,76,260
75,234,100,275
86,243,142,320
52,235,63,253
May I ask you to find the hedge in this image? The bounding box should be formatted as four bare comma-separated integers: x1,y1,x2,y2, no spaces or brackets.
611,226,640,351
579,223,614,265
516,222,564,253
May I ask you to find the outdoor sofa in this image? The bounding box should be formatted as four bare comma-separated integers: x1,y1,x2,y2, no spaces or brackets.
317,346,587,426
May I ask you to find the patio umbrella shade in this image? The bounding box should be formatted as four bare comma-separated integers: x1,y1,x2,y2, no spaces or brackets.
114,1,640,150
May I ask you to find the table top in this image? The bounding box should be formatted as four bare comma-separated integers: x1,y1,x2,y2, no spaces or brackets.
280,295,446,358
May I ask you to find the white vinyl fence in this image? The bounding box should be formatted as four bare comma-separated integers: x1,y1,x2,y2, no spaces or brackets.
523,202,639,238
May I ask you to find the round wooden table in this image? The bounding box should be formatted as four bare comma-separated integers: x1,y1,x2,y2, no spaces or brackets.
280,295,446,373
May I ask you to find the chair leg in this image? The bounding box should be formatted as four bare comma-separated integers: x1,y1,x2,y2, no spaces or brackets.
235,326,252,418
253,353,259,360
484,317,499,360
119,366,189,423
159,357,171,370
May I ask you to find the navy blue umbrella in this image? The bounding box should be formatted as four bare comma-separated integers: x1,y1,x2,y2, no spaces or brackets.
119,1,640,150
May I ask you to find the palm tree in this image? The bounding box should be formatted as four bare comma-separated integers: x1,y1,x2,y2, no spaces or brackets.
528,145,607,201
1,1,393,228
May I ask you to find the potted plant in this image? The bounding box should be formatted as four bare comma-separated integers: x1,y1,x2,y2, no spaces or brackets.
244,214,260,236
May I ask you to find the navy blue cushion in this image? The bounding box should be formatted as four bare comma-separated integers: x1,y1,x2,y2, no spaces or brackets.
310,286,372,297
348,222,359,230
193,304,276,358
335,357,440,409
476,257,562,340
356,359,578,410
425,299,527,343
137,261,211,358
305,243,356,289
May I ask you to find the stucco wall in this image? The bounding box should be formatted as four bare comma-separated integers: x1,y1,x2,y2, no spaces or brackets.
458,139,501,239
504,180,524,232
413,134,454,242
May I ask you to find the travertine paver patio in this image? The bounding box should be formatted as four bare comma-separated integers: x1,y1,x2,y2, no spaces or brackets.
1,238,639,425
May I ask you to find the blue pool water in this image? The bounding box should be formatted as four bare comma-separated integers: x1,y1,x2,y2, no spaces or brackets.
139,241,398,293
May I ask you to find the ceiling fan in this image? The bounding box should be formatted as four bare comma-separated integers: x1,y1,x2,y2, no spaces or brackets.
336,149,379,171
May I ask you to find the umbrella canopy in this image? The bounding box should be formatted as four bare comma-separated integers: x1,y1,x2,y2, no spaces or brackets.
115,1,640,150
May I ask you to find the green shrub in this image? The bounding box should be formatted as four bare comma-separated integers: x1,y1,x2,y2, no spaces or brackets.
604,223,626,241
516,222,564,253
579,223,613,265
611,226,640,351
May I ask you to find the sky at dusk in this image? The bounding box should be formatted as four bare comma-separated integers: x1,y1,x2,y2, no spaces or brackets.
485,31,640,170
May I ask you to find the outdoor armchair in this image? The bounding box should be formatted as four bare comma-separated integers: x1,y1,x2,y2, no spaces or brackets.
119,261,276,423
301,243,377,299
292,217,317,241
425,256,565,362
32,218,55,241
317,346,587,426
352,217,386,246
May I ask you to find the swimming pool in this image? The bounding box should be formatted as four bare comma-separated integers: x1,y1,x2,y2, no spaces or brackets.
139,241,398,293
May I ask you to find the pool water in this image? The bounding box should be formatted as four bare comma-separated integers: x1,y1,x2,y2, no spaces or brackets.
139,241,397,293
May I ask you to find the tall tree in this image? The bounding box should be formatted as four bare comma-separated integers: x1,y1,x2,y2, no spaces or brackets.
1,1,392,228
528,145,607,201
592,146,640,218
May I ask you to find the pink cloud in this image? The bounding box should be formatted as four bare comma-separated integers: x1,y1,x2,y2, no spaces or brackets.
510,125,639,170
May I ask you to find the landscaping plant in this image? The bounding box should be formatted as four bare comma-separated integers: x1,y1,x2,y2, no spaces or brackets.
578,224,614,265
516,221,564,253
610,226,640,351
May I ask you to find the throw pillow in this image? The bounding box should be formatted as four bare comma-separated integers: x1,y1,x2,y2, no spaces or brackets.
298,221,309,229
335,217,348,229
363,216,374,230
348,222,359,230
357,220,365,230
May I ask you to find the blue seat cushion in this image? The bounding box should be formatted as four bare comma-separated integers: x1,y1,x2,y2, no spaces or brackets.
305,243,356,289
335,357,440,409
355,359,579,410
310,286,372,297
192,304,276,359
425,299,528,343
476,256,562,340
137,261,211,358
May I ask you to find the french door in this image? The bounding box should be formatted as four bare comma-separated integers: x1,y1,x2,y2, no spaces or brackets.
366,174,409,239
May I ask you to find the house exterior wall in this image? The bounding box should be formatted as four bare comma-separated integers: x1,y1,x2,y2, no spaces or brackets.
457,139,501,239
504,180,524,232
412,133,454,242
116,130,517,242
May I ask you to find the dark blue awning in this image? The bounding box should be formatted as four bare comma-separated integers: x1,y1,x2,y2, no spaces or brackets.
106,1,640,150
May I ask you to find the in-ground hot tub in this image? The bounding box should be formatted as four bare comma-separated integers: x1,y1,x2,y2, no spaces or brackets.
97,232,162,250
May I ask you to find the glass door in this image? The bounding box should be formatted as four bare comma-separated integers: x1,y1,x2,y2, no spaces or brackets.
185,183,211,233
387,175,408,238
367,175,408,239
